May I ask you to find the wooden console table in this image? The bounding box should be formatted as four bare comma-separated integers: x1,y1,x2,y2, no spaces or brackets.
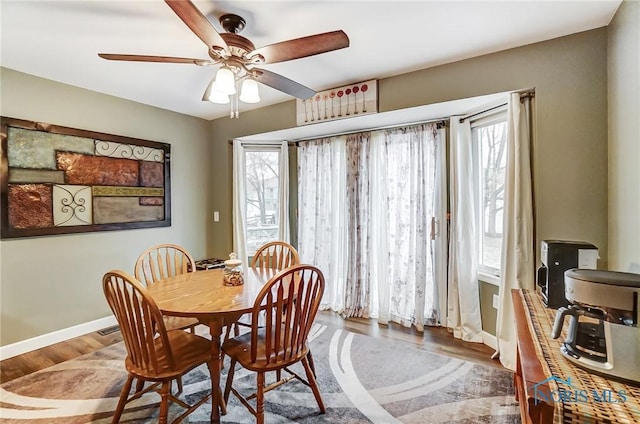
512,289,554,423
512,289,640,424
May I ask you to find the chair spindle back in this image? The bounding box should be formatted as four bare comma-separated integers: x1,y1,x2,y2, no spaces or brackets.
250,265,324,365
103,270,175,373
250,241,300,271
134,243,195,285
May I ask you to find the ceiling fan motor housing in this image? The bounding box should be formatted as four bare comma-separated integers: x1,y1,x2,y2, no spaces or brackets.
219,14,245,34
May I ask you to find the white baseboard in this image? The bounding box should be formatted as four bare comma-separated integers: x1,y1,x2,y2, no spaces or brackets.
482,331,497,350
0,315,118,360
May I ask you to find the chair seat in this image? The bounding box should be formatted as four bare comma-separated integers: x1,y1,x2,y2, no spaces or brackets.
222,328,309,372
125,330,211,380
163,315,199,332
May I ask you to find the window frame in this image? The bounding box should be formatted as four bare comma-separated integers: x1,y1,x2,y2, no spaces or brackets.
242,145,283,257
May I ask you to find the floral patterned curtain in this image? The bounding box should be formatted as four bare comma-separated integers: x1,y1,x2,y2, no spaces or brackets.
297,123,444,330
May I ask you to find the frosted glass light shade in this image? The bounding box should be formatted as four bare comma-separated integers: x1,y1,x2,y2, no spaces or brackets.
213,67,236,95
208,89,230,104
239,79,260,103
202,77,230,104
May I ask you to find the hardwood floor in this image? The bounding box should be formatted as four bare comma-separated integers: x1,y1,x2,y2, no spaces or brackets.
314,312,502,369
0,330,123,384
0,311,503,384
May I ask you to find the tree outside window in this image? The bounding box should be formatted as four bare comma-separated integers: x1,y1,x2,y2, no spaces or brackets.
244,150,280,255
474,116,508,273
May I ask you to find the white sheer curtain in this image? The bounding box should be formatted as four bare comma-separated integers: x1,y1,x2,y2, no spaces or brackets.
232,139,248,266
277,140,290,242
432,127,449,324
297,124,444,330
495,92,535,370
447,117,483,342
373,125,441,329
297,137,348,312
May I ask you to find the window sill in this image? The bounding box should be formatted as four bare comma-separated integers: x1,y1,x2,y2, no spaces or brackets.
478,271,500,287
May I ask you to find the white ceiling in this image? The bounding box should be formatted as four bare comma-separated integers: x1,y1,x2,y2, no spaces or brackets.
0,1,622,121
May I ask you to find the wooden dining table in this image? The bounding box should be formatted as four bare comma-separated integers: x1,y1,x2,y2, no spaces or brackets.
146,266,278,424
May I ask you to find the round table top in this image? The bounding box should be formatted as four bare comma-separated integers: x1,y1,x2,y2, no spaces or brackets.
146,267,278,319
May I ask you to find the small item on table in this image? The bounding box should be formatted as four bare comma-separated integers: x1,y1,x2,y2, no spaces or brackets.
223,252,244,286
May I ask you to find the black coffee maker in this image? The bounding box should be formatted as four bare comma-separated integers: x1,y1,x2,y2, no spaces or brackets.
536,240,598,308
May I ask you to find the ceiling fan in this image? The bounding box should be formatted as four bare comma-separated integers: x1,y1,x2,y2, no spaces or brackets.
98,0,349,110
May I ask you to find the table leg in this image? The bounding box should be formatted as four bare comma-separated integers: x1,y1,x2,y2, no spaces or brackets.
208,320,227,423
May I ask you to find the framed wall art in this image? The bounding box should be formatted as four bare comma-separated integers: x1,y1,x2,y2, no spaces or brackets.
1,117,171,239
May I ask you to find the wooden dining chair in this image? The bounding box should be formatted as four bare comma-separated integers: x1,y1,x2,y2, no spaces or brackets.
250,241,300,271
222,264,325,424
134,244,200,334
226,241,301,346
102,270,214,424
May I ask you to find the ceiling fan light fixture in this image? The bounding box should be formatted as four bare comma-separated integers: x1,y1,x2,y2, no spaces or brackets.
209,89,230,104
213,66,236,95
239,78,260,104
202,77,230,104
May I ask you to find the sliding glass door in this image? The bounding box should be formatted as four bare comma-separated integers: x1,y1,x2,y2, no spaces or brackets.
297,124,446,330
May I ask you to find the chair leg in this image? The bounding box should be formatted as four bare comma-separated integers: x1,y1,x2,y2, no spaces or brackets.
135,378,145,394
256,371,265,424
175,376,184,394
302,355,325,413
112,375,134,424
307,349,317,378
223,359,237,404
158,381,171,424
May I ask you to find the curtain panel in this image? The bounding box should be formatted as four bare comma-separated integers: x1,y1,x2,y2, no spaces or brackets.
447,118,483,342
297,123,444,330
232,140,248,265
495,92,536,370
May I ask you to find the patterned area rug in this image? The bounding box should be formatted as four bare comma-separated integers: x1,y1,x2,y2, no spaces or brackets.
0,324,520,423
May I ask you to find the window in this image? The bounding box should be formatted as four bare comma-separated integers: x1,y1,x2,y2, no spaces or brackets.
243,148,281,256
472,111,508,276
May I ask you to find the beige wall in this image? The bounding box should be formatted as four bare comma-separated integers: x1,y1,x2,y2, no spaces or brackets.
479,281,499,336
0,68,212,345
209,29,610,269
607,0,640,273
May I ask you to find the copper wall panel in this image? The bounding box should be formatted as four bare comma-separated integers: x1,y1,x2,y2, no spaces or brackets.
140,197,164,206
8,184,54,229
140,161,164,187
56,152,139,186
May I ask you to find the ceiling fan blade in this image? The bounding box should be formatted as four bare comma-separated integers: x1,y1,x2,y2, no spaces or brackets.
98,53,213,66
165,0,229,52
249,30,349,64
253,68,315,99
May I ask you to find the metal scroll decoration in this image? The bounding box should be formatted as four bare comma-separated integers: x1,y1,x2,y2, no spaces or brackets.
295,79,378,126
0,117,171,239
